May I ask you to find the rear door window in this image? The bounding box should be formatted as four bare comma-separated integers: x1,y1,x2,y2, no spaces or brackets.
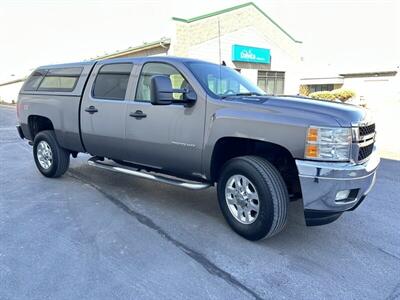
92,63,132,101
37,67,83,92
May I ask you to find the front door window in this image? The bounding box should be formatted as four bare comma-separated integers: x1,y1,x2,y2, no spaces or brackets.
135,63,191,101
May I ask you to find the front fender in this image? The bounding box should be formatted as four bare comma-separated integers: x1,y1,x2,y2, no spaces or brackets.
202,107,309,179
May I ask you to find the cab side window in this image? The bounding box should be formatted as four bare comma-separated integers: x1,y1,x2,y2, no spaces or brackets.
23,68,83,92
92,63,132,100
23,70,46,91
38,67,83,92
135,63,191,101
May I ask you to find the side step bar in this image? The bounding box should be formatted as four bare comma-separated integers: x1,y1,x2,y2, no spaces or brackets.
87,157,210,190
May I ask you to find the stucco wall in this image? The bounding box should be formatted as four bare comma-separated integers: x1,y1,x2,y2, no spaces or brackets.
342,76,398,101
170,5,302,94
346,73,400,155
171,5,300,60
185,27,301,94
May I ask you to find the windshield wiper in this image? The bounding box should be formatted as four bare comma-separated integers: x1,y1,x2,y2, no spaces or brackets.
221,92,264,99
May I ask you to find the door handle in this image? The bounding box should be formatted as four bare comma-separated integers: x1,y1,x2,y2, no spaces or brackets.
85,106,98,114
129,110,147,119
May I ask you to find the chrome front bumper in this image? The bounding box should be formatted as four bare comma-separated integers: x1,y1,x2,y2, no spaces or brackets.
296,151,380,217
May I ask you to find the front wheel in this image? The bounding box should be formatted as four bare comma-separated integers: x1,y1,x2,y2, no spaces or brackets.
33,130,70,178
217,156,289,241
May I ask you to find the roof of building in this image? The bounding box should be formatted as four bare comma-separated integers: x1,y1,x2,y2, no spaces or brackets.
0,3,301,86
92,38,171,60
0,56,218,86
301,68,398,81
339,71,397,78
96,3,302,61
0,38,172,85
172,2,302,43
0,77,26,87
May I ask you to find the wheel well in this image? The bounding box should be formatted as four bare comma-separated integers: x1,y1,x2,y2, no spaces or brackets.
28,115,54,140
210,137,301,198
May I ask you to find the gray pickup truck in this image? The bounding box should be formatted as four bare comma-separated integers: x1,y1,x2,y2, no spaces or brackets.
16,56,379,240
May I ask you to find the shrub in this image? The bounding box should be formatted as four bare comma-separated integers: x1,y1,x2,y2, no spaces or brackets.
309,88,356,103
299,85,310,96
331,88,356,102
309,91,336,100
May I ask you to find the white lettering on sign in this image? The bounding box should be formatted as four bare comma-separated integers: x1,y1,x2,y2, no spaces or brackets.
240,50,256,60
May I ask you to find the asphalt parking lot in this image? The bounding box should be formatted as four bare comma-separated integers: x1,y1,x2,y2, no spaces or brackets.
1,105,399,300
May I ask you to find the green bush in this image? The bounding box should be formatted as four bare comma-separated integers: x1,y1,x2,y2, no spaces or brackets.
309,88,356,102
299,85,310,96
331,88,355,102
309,91,336,100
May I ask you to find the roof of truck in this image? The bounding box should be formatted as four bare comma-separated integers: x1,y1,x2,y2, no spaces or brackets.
98,56,214,65
37,56,215,70
37,61,96,70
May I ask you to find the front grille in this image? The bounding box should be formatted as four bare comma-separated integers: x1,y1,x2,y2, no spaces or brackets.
358,143,374,161
355,123,375,162
359,123,375,137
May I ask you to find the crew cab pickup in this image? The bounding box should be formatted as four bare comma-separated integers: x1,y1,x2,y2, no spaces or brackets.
16,56,380,240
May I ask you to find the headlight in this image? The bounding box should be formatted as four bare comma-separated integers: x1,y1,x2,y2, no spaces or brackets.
305,126,352,161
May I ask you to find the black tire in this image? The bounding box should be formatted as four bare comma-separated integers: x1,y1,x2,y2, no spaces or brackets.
217,156,289,241
33,130,70,178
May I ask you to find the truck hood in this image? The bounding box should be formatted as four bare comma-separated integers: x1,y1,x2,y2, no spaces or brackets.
241,96,368,127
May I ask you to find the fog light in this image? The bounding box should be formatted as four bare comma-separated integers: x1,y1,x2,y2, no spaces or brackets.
335,190,351,201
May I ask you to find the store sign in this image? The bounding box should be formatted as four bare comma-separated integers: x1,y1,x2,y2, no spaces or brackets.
231,44,271,64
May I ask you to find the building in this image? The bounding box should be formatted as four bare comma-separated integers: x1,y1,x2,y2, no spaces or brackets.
91,2,303,95
301,68,399,106
1,2,398,106
0,78,25,104
169,3,303,95
0,2,303,103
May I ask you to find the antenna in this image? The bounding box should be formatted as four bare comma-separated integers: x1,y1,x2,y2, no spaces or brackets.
218,19,222,94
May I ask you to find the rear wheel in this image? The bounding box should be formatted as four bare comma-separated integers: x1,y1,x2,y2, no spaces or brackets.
33,130,70,178
217,156,289,241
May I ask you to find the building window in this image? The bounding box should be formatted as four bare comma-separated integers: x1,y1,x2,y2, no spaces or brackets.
308,84,334,93
257,71,285,95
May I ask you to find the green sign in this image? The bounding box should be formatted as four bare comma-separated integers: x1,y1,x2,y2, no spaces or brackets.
232,44,271,64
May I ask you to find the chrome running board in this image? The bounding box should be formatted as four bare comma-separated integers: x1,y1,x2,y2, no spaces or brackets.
87,157,210,190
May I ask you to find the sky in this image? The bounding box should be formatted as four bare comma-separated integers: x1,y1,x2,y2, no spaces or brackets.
0,0,399,82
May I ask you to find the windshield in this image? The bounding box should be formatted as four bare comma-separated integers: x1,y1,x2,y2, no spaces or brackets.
186,62,266,98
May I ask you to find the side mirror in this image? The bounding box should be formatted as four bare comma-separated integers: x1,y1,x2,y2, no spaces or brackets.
150,75,197,106
150,75,174,105
182,89,197,103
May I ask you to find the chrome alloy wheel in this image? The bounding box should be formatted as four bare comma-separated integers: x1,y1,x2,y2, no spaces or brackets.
37,141,53,169
225,175,260,224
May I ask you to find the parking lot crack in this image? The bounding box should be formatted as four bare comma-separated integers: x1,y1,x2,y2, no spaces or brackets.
386,281,400,300
67,170,263,300
378,247,400,261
